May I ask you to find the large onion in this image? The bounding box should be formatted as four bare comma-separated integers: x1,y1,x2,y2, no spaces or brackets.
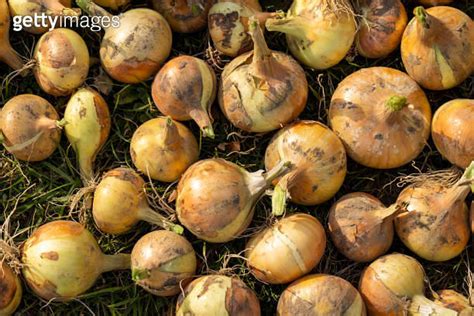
0,262,22,315
219,19,308,133
329,67,431,169
0,0,24,71
21,220,130,301
245,213,326,284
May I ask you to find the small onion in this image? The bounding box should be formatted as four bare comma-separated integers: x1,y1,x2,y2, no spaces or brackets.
277,274,366,315
176,275,261,316
176,158,290,243
0,0,24,71
21,220,130,301
434,290,473,315
0,262,22,316
130,117,199,182
432,99,474,169
329,67,431,169
93,0,129,10
401,6,474,90
219,19,308,133
0,94,62,162
152,56,217,138
245,213,326,284
131,230,196,296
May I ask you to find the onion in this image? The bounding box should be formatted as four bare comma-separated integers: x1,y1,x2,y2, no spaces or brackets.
418,0,453,6
152,56,216,138
265,0,356,70
432,99,474,169
33,28,90,96
434,290,473,315
277,274,366,315
329,67,431,169
355,0,407,58
176,158,291,243
401,6,474,90
176,275,261,315
0,262,22,315
21,220,130,301
0,94,62,162
219,19,308,133
131,230,196,296
130,117,199,182
93,0,129,10
328,193,400,262
0,0,24,71
265,120,346,215
245,213,326,284
77,0,172,84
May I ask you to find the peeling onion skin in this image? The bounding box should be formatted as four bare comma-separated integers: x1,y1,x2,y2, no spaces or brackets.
176,275,261,316
277,274,366,316
0,95,61,162
0,0,25,71
245,213,326,284
93,0,129,10
401,6,474,91
431,99,474,169
434,290,473,315
329,67,431,169
0,262,22,316
131,230,196,296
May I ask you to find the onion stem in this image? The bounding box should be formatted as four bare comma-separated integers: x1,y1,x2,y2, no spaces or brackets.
189,109,215,139
0,45,24,71
414,6,430,29
101,253,131,272
138,206,184,234
249,17,276,78
247,161,291,199
386,96,408,112
76,0,113,21
163,117,180,146
265,15,310,40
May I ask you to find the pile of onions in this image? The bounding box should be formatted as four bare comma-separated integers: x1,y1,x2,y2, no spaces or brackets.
0,95,62,162
0,0,24,71
329,67,431,169
278,274,366,315
401,6,473,90
152,56,216,138
130,117,199,182
176,158,290,243
93,0,129,10
21,220,130,301
265,120,346,215
0,262,22,315
219,18,308,133
265,0,356,70
328,193,400,262
93,168,183,234
131,230,196,296
245,213,326,284
435,290,473,315
355,0,407,58
33,28,90,96
394,163,473,261
432,99,474,169
176,275,261,315
77,0,172,84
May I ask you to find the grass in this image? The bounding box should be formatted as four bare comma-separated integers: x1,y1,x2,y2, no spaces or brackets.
1,0,473,315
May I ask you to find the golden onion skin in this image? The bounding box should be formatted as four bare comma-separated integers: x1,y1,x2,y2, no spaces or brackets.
432,99,474,169
0,0,24,71
277,274,366,316
0,262,22,316
176,275,261,316
93,0,129,10
0,95,61,162
435,290,473,314
246,213,326,284
401,6,474,90
329,67,431,169
131,230,196,296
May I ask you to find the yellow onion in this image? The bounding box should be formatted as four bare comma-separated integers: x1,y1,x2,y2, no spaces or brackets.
131,230,196,296
0,94,62,162
33,28,90,96
394,163,473,261
265,121,346,215
401,6,474,90
329,67,431,169
176,158,291,243
418,0,453,6
93,168,183,235
278,274,366,315
219,19,308,133
0,0,24,71
355,0,407,58
176,275,261,316
21,220,130,301
77,0,172,84
93,0,129,10
130,117,199,182
432,99,474,169
245,213,326,284
434,290,473,315
266,0,356,70
64,87,111,185
328,193,400,262
0,262,22,316
152,56,216,138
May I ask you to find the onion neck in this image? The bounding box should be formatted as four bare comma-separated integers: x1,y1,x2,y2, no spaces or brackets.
247,161,291,200
414,7,430,29
163,117,181,146
189,109,215,139
43,0,80,16
137,205,184,234
265,14,311,41
409,295,458,316
248,17,279,78
0,43,25,72
100,253,131,273
271,171,296,216
76,0,113,22
414,6,437,41
376,203,404,221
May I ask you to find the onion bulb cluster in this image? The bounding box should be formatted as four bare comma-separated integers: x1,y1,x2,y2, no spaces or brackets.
0,0,24,71
0,262,22,315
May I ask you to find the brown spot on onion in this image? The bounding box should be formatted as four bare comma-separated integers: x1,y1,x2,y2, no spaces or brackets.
40,251,59,261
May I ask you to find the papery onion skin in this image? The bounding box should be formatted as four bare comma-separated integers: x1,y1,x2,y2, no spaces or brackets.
93,0,129,10
277,274,366,316
329,67,431,169
435,290,473,314
0,0,25,71
0,262,22,316
176,275,261,316
246,213,326,284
